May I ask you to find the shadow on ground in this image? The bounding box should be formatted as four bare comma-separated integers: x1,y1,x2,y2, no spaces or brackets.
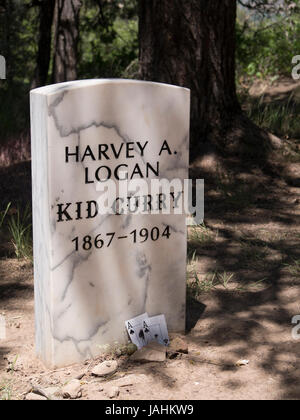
186,138,300,398
0,347,10,370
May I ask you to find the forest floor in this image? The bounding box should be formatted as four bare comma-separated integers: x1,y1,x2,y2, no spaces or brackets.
0,78,300,400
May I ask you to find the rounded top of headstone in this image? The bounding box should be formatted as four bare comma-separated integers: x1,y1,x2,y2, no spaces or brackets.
30,79,190,97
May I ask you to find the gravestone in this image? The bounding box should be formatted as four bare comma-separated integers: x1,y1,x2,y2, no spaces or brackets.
30,79,190,367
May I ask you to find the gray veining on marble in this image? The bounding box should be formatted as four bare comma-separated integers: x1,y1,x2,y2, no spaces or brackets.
30,79,190,367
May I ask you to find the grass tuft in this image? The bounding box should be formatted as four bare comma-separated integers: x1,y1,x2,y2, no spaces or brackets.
0,380,13,400
8,206,32,261
0,202,11,232
244,91,300,140
284,259,300,277
188,223,218,252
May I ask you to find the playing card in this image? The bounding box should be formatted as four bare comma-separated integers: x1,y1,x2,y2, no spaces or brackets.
125,313,149,349
142,318,154,345
144,314,169,346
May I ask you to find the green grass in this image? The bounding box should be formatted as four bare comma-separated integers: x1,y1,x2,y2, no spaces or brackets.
0,380,13,400
186,227,272,298
8,206,32,261
217,271,235,289
7,355,19,374
235,278,268,293
187,271,218,298
187,270,236,297
188,223,218,251
0,202,11,232
187,269,268,299
284,259,300,277
0,355,19,400
244,92,300,141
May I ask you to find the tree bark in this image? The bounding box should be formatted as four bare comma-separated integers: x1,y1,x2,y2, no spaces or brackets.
138,0,268,160
52,0,81,83
31,0,55,89
1,0,12,77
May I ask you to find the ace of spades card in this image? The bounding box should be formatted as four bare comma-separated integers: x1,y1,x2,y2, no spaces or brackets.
143,315,169,347
142,319,153,345
125,312,149,349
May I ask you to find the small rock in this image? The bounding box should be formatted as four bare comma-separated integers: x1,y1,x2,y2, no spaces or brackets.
43,387,61,400
130,341,166,362
91,360,118,377
110,376,134,388
126,343,138,355
62,379,82,399
235,359,249,367
25,392,47,401
22,384,33,395
75,372,85,380
110,373,149,387
106,386,120,399
115,348,122,357
169,337,188,354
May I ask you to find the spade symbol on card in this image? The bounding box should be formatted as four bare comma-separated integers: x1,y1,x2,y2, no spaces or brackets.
142,320,153,344
145,315,169,347
125,313,149,350
139,329,145,340
127,322,135,335
142,320,153,345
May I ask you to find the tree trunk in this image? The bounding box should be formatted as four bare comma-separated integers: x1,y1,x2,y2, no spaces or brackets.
138,0,270,160
52,0,81,83
31,0,55,89
1,0,12,77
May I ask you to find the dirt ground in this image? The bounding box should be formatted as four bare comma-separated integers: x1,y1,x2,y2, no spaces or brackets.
0,80,300,400
1,208,300,400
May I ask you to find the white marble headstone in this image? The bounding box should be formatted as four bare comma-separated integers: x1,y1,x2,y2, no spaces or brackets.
30,79,190,367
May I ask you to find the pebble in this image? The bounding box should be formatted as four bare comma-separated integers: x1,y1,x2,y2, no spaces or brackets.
62,379,82,399
110,373,149,387
75,372,85,380
43,387,61,400
91,360,118,377
106,386,120,399
25,392,47,401
168,337,189,354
